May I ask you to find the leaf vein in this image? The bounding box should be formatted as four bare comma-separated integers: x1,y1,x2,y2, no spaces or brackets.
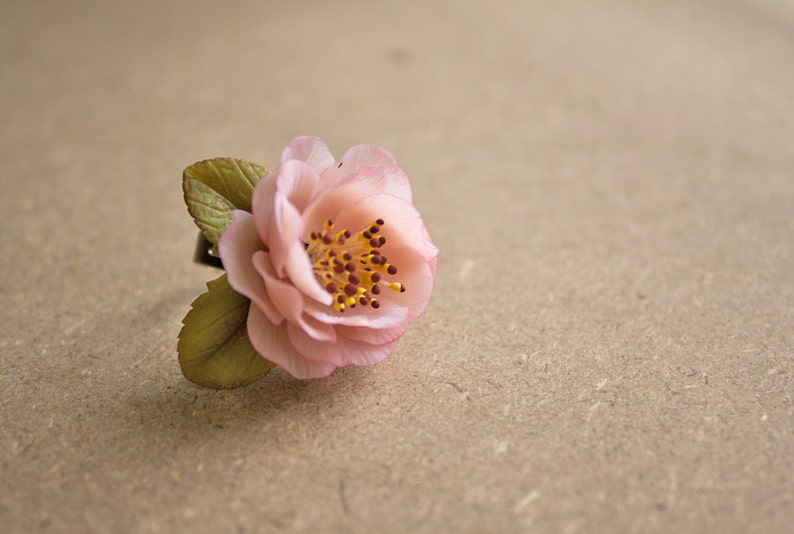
233,159,258,190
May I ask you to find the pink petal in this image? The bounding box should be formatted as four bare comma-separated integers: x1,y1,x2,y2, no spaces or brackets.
423,226,439,277
266,193,333,306
247,305,337,379
316,144,399,191
303,297,409,329
281,135,335,176
301,166,412,237
251,172,277,247
285,243,333,306
287,323,396,367
381,166,412,202
275,160,319,213
333,193,439,264
267,192,304,277
252,251,336,342
336,323,408,345
217,210,284,325
372,242,437,320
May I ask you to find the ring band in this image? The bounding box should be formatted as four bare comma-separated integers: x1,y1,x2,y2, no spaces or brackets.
194,233,223,269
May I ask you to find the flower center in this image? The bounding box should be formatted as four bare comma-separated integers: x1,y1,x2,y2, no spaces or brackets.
306,218,405,312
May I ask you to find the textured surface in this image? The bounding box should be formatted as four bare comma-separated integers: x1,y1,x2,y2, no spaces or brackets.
1,0,792,532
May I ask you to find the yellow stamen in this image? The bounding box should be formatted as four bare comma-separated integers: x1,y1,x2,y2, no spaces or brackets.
306,218,405,312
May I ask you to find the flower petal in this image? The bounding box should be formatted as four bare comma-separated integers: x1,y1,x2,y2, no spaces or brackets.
217,210,284,325
287,323,396,367
286,245,333,306
317,144,400,192
252,251,336,342
372,242,437,320
266,193,333,306
281,135,335,176
334,193,439,264
247,305,337,379
336,323,407,345
303,297,409,329
251,172,277,246
275,160,319,213
423,227,439,278
267,192,303,276
270,162,333,306
301,166,412,236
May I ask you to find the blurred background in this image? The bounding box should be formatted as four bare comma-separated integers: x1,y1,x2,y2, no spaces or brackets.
2,0,792,531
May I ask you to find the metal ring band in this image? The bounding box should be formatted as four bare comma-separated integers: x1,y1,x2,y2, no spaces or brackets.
193,233,224,269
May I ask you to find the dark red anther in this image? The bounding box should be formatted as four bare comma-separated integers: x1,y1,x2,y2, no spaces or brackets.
387,265,398,275
344,284,357,296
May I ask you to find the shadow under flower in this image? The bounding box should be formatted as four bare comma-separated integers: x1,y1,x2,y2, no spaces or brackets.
87,286,377,473
122,362,376,443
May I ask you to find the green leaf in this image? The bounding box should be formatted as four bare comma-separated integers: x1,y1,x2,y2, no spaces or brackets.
178,273,275,389
183,158,270,244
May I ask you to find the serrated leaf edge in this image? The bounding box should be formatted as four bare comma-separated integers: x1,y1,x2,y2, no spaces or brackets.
182,157,270,244
177,274,274,389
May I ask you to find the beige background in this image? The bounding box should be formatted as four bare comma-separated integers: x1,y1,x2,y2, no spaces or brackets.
1,0,792,532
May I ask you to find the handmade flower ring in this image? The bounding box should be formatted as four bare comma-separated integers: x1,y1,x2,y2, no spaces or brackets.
180,136,438,386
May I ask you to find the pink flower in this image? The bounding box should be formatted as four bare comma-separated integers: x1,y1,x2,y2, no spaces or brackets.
218,136,438,379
